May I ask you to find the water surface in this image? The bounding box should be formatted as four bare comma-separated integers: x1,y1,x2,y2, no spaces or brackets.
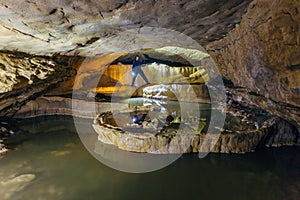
1,116,299,200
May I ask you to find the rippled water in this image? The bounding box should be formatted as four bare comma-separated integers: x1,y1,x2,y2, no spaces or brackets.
1,116,299,200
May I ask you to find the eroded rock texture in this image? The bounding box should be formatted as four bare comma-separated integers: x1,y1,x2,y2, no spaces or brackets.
0,52,83,117
93,106,299,154
0,0,251,55
208,0,300,126
0,51,55,93
0,0,299,153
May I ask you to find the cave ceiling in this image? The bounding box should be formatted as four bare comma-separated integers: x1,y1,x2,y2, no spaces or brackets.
0,0,252,56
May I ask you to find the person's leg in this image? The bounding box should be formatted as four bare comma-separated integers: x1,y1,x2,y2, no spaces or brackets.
131,70,137,86
138,70,150,84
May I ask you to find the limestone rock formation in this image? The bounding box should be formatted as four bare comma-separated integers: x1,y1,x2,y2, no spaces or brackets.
0,0,251,55
208,0,300,126
0,52,55,93
93,105,299,154
0,52,82,117
0,0,299,154
143,84,210,103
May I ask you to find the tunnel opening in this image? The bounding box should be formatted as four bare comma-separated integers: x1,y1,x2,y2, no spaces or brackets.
73,47,211,104
76,47,215,153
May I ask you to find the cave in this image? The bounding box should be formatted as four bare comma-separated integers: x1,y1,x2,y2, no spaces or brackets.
0,0,299,199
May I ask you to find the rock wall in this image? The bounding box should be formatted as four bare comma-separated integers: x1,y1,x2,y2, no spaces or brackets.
0,52,83,117
208,0,300,126
13,96,128,119
0,52,55,93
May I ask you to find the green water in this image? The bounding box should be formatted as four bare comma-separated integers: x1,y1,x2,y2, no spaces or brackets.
1,116,299,200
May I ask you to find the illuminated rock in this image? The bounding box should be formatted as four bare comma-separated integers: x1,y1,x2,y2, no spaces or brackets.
143,84,210,103
93,105,299,154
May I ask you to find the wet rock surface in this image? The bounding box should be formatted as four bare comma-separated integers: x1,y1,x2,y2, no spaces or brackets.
93,104,299,154
143,84,210,103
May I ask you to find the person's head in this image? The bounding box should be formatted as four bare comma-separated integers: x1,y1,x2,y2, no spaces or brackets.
135,55,140,61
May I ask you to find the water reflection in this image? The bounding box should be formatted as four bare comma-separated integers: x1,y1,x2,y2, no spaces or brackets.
1,116,299,200
76,116,183,173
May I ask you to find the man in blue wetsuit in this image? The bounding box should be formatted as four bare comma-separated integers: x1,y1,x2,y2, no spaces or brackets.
131,55,150,86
